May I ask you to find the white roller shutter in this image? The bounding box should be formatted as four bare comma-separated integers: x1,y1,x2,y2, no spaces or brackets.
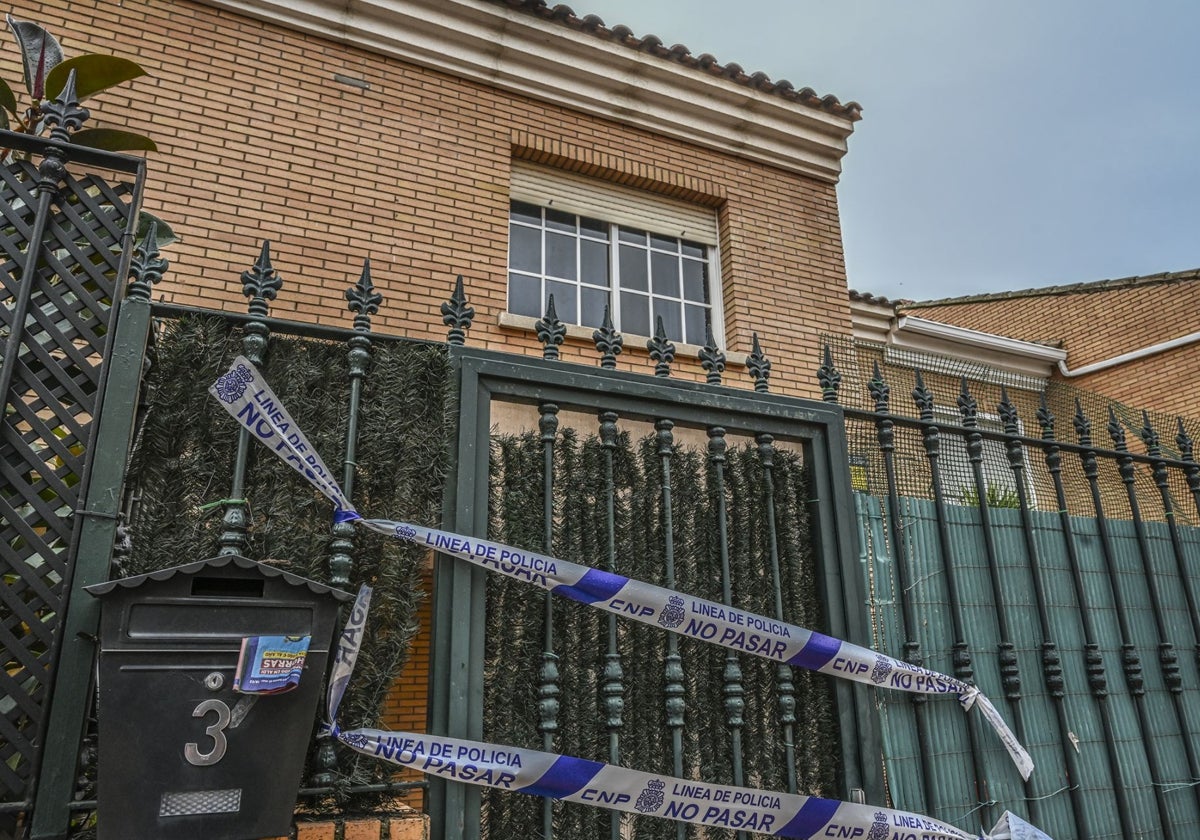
510,161,718,246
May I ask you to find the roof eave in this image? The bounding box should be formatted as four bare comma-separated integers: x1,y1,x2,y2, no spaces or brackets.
195,0,857,182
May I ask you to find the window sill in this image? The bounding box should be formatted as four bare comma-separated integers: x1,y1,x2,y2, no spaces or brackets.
498,313,749,367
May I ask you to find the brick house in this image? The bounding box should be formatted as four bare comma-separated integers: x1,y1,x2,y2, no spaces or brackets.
8,3,1200,839
5,0,868,837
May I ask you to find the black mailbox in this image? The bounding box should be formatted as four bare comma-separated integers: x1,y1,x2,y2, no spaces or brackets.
86,554,351,840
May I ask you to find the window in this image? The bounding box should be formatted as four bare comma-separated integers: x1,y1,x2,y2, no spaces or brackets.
507,163,722,346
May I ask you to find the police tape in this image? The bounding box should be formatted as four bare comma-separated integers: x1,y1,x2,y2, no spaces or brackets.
211,356,1033,780
326,586,1050,840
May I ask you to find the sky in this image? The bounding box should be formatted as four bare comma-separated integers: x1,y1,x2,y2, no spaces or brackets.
572,0,1200,302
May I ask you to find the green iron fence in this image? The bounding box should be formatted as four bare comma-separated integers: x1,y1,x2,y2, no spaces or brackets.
823,336,1200,840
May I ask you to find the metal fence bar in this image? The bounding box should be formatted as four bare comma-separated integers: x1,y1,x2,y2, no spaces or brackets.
217,242,281,557
957,380,1037,818
535,297,565,839
700,329,748,840
647,319,686,840
1144,416,1200,673
997,388,1089,834
910,371,992,824
861,362,939,814
593,306,625,840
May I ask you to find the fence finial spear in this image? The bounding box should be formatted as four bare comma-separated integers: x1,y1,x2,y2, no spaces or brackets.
42,68,89,143
1106,406,1127,451
647,316,675,378
698,323,725,385
911,370,933,419
957,376,977,427
747,333,770,392
1178,418,1195,462
1037,391,1056,440
535,294,566,360
241,240,282,318
441,275,474,346
867,360,889,412
816,344,841,403
127,220,168,302
997,385,1019,435
346,258,382,333
1073,398,1091,445
592,304,623,370
1139,410,1160,456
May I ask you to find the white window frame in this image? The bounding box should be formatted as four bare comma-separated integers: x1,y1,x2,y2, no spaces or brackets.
507,163,726,348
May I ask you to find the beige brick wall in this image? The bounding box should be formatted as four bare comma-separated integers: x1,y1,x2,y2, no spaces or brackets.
905,277,1200,420
12,0,853,397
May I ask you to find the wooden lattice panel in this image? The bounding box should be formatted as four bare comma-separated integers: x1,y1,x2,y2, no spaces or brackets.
0,157,134,801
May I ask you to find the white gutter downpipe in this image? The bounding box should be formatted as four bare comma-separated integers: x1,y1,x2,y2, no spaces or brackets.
1056,330,1200,378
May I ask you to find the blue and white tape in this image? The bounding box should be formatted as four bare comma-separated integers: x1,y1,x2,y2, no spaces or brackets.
211,356,1033,780
323,576,1045,840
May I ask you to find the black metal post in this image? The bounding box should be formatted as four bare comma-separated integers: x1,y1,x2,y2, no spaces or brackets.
1146,416,1200,675
911,372,990,824
593,307,624,840
701,328,748,840
217,242,282,556
956,381,1036,814
29,215,162,840
311,259,382,787
648,319,685,840
535,297,564,839
865,362,939,815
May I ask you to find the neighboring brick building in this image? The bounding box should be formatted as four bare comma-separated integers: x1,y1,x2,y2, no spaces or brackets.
9,0,861,395
901,269,1200,421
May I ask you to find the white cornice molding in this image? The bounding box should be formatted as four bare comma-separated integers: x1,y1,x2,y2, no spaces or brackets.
195,0,855,182
848,298,894,343
848,304,1066,385
891,315,1066,382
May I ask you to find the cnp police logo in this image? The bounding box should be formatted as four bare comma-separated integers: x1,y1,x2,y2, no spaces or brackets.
635,779,665,814
214,364,253,404
866,811,890,840
341,731,371,750
870,655,892,685
394,524,417,540
658,596,686,629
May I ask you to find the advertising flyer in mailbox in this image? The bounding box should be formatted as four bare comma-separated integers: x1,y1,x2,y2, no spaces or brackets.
233,634,311,694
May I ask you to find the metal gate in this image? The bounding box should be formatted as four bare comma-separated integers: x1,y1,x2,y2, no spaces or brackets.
428,319,884,839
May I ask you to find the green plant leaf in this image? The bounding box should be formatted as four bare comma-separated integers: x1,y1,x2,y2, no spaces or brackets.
137,211,177,249
70,128,157,152
45,54,146,101
5,15,63,99
0,78,16,118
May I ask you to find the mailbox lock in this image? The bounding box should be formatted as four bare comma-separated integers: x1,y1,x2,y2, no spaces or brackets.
204,672,224,691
